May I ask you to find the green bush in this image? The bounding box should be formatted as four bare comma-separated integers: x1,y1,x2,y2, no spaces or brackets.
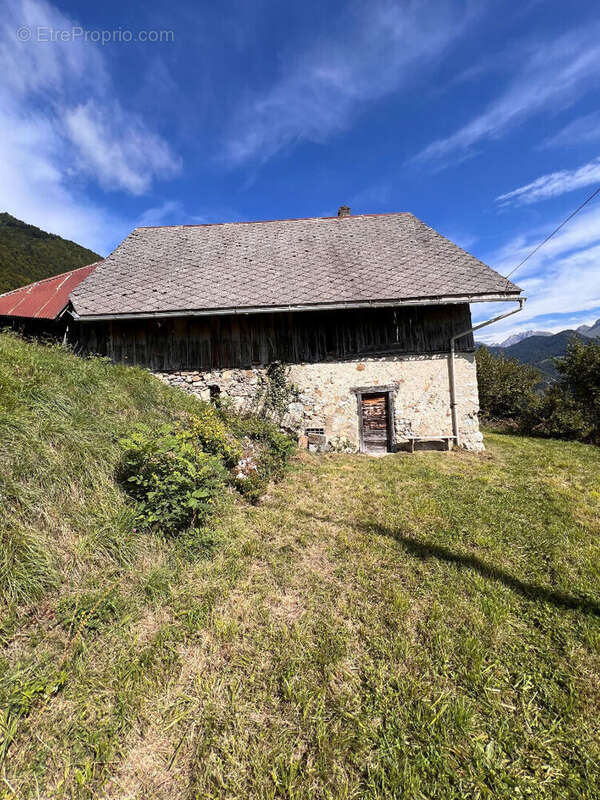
522,386,594,442
476,346,541,421
234,470,268,504
190,405,242,468
224,414,295,474
477,338,600,445
555,338,600,442
218,411,296,502
118,424,227,534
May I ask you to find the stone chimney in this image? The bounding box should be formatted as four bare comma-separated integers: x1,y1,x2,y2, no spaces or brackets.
337,205,351,217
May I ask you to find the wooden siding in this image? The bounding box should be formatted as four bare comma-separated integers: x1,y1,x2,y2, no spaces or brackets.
74,304,474,370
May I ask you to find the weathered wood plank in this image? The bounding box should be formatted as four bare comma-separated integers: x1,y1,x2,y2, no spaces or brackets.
75,304,475,369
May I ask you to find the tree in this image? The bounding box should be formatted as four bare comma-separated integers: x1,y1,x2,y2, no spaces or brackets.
475,346,540,421
554,337,600,441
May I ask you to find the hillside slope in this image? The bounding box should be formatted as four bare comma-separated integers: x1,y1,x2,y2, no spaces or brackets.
490,330,587,377
1,333,599,798
0,213,101,293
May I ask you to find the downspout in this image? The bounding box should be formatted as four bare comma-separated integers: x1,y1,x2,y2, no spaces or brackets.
449,298,525,447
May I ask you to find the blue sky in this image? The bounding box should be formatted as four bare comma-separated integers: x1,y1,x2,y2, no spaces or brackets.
1,0,599,342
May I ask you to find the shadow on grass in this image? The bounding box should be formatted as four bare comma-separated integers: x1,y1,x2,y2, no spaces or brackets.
376,528,600,617
299,510,600,617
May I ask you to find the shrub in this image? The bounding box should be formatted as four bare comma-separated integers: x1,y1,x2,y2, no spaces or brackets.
234,470,268,504
118,425,227,534
219,411,296,501
555,338,600,442
225,414,295,475
476,346,541,421
190,405,242,468
522,386,594,442
477,338,600,445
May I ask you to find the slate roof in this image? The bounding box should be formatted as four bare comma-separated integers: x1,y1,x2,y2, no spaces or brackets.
0,262,100,320
70,213,520,318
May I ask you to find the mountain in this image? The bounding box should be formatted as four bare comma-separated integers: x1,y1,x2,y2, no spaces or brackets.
0,213,101,294
495,329,553,347
577,319,600,338
489,330,587,378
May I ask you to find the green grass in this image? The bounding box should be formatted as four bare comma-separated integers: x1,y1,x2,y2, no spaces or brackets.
1,332,600,798
0,330,209,605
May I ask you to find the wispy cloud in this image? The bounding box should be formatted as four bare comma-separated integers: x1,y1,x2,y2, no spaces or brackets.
541,111,600,149
224,0,477,165
0,0,181,250
474,203,600,341
137,201,185,227
64,102,180,195
414,26,600,165
496,158,600,206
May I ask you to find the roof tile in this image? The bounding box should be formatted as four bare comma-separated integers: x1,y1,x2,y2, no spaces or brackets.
71,214,520,317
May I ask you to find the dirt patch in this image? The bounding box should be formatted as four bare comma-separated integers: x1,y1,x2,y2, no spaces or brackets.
104,727,188,800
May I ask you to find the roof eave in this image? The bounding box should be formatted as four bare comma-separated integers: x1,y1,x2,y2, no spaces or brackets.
71,291,523,322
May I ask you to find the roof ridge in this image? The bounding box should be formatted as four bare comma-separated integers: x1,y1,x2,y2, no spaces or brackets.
135,212,412,231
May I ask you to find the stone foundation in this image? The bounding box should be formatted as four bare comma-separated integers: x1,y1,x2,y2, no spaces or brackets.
155,353,484,452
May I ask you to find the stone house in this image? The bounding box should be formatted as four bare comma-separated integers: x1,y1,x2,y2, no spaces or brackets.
4,209,523,453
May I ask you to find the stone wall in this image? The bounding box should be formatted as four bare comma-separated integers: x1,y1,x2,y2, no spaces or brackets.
155,352,484,452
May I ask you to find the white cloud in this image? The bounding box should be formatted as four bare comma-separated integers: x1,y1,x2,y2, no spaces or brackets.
0,106,127,254
0,0,180,251
490,203,600,277
224,0,477,165
496,158,600,206
64,102,180,195
137,201,184,227
414,26,600,165
541,111,600,149
474,204,600,341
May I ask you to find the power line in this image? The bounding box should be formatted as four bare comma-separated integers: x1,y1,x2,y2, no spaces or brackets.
505,184,600,280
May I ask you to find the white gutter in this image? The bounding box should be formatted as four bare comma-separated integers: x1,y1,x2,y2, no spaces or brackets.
449,297,525,447
69,293,521,322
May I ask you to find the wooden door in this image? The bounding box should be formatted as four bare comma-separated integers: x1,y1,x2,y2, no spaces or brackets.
361,393,390,454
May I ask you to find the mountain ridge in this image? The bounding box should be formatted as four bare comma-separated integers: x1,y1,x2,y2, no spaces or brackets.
490,319,600,348
0,212,101,294
486,330,589,378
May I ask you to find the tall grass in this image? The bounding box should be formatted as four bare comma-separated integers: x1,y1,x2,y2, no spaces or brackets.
0,331,213,606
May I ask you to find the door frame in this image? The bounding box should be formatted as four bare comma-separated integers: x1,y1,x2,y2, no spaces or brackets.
351,384,396,454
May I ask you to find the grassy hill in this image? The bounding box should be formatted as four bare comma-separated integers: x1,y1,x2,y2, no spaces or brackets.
0,213,101,293
1,333,600,798
489,330,587,377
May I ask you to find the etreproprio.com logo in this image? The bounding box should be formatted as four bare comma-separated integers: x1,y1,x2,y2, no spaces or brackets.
16,25,175,44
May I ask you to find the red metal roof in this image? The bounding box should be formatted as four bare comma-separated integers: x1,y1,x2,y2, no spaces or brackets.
0,262,100,320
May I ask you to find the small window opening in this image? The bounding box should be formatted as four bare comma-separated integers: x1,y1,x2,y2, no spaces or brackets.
305,427,325,436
